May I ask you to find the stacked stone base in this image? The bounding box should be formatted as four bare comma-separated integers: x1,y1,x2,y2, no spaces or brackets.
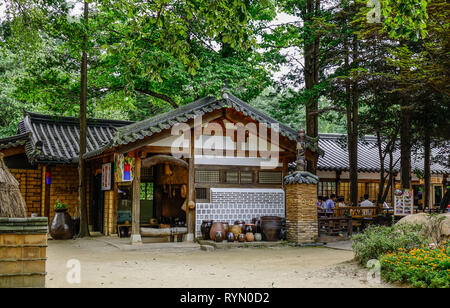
0,217,48,288
285,183,318,244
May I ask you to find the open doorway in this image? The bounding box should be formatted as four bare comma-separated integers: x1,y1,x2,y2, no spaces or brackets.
91,174,105,233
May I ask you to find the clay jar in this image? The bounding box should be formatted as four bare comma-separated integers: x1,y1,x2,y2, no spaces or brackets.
260,216,282,242
214,231,224,243
238,233,246,243
201,220,213,240
230,225,242,239
254,233,262,241
245,232,255,242
244,224,256,234
234,220,245,232
222,222,230,236
209,222,225,241
50,209,74,240
227,232,235,242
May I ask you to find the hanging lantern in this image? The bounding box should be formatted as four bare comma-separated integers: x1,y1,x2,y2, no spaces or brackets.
45,171,51,185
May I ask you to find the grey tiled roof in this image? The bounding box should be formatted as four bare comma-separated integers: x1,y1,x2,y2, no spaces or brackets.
9,112,132,163
83,92,314,159
317,133,449,174
0,133,30,150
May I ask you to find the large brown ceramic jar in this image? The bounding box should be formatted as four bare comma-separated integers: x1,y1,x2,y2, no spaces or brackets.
260,216,282,241
209,222,225,241
50,209,74,240
222,222,230,235
234,220,245,232
201,220,213,240
230,225,242,239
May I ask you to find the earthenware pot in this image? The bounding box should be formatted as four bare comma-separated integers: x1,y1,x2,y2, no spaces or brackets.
227,232,235,242
245,232,254,242
222,222,230,235
214,231,224,243
230,224,242,239
244,223,256,234
238,233,246,242
201,220,213,240
234,220,245,231
209,222,225,241
50,209,74,240
260,216,282,242
254,233,262,241
255,219,262,233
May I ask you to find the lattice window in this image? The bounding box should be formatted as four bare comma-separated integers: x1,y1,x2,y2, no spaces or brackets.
318,181,336,199
240,171,254,184
195,187,210,202
225,170,239,183
258,171,282,184
141,167,154,181
195,170,220,183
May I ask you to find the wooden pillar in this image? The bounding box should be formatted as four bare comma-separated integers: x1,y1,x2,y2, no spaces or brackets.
186,129,195,242
336,170,341,197
40,165,46,217
131,154,142,245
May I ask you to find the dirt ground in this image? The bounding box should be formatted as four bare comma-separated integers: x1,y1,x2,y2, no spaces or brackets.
45,238,393,288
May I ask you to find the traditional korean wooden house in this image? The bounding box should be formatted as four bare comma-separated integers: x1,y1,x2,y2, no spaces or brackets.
0,92,448,243
0,93,320,243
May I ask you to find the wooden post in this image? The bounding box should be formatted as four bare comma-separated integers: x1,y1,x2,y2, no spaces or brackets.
131,154,142,245
186,129,195,242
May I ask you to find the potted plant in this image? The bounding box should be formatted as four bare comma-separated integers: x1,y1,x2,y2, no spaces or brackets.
50,200,74,240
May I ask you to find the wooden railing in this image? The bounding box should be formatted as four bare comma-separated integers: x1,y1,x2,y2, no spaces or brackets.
333,206,378,218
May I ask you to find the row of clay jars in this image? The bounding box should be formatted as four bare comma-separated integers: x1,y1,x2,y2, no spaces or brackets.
214,231,256,243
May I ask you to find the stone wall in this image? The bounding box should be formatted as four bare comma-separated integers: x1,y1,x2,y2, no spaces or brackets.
195,188,285,237
285,183,318,244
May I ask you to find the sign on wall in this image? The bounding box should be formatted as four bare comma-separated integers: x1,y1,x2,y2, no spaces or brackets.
114,154,134,183
394,189,413,216
101,163,112,191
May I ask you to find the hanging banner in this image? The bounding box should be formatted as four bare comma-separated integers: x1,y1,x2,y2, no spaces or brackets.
101,163,112,191
114,154,134,183
394,189,414,216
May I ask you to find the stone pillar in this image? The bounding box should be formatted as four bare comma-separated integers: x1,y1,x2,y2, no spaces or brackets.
285,172,319,244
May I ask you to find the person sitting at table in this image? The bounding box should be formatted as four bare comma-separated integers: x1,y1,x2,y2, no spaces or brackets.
317,196,322,209
360,194,374,207
325,194,336,213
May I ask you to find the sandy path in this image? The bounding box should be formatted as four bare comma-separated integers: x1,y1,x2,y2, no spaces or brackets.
45,238,392,288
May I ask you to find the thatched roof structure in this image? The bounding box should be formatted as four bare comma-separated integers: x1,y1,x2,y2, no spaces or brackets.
0,153,27,217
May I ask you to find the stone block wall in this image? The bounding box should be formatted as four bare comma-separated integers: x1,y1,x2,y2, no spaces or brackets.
285,183,318,244
195,188,285,237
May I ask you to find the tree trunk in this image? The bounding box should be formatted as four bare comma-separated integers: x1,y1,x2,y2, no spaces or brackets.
345,36,359,206
304,0,320,174
400,103,411,189
78,1,89,238
423,130,431,209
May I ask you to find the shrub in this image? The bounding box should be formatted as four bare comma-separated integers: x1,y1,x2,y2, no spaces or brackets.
54,200,68,211
380,241,450,288
352,224,428,265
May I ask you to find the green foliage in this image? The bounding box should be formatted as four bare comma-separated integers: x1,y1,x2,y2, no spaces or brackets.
54,200,68,211
380,242,450,288
352,224,429,265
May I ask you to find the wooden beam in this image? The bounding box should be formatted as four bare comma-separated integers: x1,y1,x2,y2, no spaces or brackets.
1,146,25,157
142,154,189,169
131,154,142,245
186,129,195,241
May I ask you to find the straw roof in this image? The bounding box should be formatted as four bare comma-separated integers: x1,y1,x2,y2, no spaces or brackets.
0,153,27,218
